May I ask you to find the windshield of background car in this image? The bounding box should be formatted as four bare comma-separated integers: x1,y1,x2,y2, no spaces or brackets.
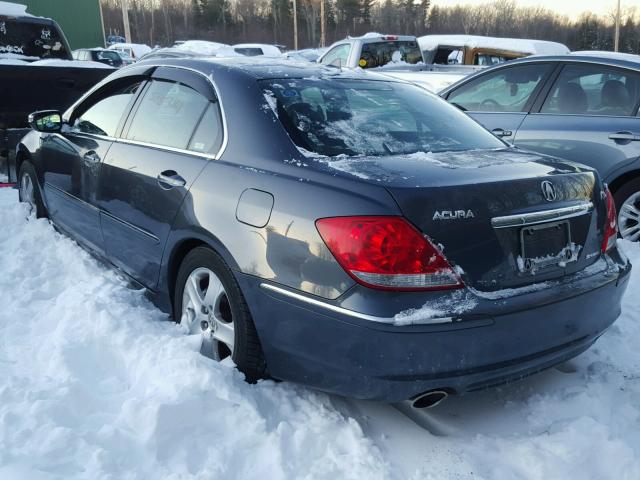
359,41,423,68
261,78,504,157
96,50,121,62
0,20,69,59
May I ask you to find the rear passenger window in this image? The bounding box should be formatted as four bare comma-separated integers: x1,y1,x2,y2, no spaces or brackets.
188,102,223,154
541,64,640,116
126,80,209,149
448,63,551,112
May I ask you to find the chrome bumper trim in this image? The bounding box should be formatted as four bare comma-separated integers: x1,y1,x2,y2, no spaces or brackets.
491,202,594,229
259,283,454,325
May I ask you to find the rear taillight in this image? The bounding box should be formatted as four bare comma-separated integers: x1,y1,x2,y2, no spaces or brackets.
315,216,463,291
602,187,618,253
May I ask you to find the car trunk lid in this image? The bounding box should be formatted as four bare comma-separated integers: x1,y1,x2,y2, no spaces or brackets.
320,148,604,291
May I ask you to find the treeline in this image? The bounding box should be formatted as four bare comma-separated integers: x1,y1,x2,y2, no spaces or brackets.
100,0,640,53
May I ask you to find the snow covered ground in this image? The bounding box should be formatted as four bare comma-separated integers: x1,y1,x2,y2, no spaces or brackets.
0,187,638,479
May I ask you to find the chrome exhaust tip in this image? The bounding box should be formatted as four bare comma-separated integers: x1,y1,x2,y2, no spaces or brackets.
411,390,449,409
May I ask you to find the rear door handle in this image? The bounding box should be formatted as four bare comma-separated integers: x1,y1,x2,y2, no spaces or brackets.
83,150,100,164
157,170,186,189
609,131,640,142
491,128,513,138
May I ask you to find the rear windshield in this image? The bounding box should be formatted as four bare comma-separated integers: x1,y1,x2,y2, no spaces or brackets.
262,78,503,157
96,50,121,62
0,19,69,59
359,41,422,68
235,47,263,57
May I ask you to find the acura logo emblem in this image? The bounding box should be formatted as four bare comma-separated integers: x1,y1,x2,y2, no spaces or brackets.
541,181,557,202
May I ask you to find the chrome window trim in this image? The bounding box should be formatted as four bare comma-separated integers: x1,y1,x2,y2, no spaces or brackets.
259,283,454,325
491,202,594,229
113,137,218,159
66,131,116,142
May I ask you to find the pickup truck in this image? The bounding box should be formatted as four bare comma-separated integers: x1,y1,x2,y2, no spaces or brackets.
0,2,114,183
317,33,569,93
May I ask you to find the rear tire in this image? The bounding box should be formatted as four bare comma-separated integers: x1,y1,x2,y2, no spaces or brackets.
18,161,47,218
614,178,640,242
174,246,267,382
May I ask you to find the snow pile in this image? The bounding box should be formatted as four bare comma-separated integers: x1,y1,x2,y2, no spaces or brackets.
0,189,388,479
176,41,241,58
233,43,282,58
1,184,640,479
418,35,570,56
108,43,152,58
0,1,30,17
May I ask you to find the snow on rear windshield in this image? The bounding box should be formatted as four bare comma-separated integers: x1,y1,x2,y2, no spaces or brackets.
0,20,68,59
261,78,503,157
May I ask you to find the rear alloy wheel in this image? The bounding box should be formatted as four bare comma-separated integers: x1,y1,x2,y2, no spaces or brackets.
615,179,640,242
174,247,267,382
181,267,235,359
18,162,47,218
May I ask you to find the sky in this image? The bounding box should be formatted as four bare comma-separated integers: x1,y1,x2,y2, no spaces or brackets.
433,0,619,21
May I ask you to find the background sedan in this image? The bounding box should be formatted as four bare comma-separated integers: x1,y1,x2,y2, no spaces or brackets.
441,53,640,242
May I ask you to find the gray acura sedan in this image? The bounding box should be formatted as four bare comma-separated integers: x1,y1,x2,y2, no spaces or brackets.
16,58,630,405
441,52,640,242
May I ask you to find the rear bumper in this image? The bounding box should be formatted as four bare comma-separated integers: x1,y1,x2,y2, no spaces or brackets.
237,252,631,402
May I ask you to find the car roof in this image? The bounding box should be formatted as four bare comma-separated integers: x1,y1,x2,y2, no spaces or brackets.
439,52,640,96
489,52,640,71
346,32,417,43
135,56,404,83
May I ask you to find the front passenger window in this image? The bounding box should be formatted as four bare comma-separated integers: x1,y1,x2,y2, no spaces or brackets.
321,44,351,67
74,82,142,137
448,64,551,112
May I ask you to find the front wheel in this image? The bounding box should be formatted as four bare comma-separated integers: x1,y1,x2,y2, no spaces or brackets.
18,162,47,218
614,178,640,242
174,246,267,382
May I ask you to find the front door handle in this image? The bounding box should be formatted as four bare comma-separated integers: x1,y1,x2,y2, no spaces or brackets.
157,170,186,189
609,131,640,143
83,150,100,164
491,128,513,138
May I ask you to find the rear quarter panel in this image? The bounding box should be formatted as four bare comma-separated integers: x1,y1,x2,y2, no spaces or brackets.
159,65,402,301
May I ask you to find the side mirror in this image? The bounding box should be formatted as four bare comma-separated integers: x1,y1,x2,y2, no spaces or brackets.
28,110,62,133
